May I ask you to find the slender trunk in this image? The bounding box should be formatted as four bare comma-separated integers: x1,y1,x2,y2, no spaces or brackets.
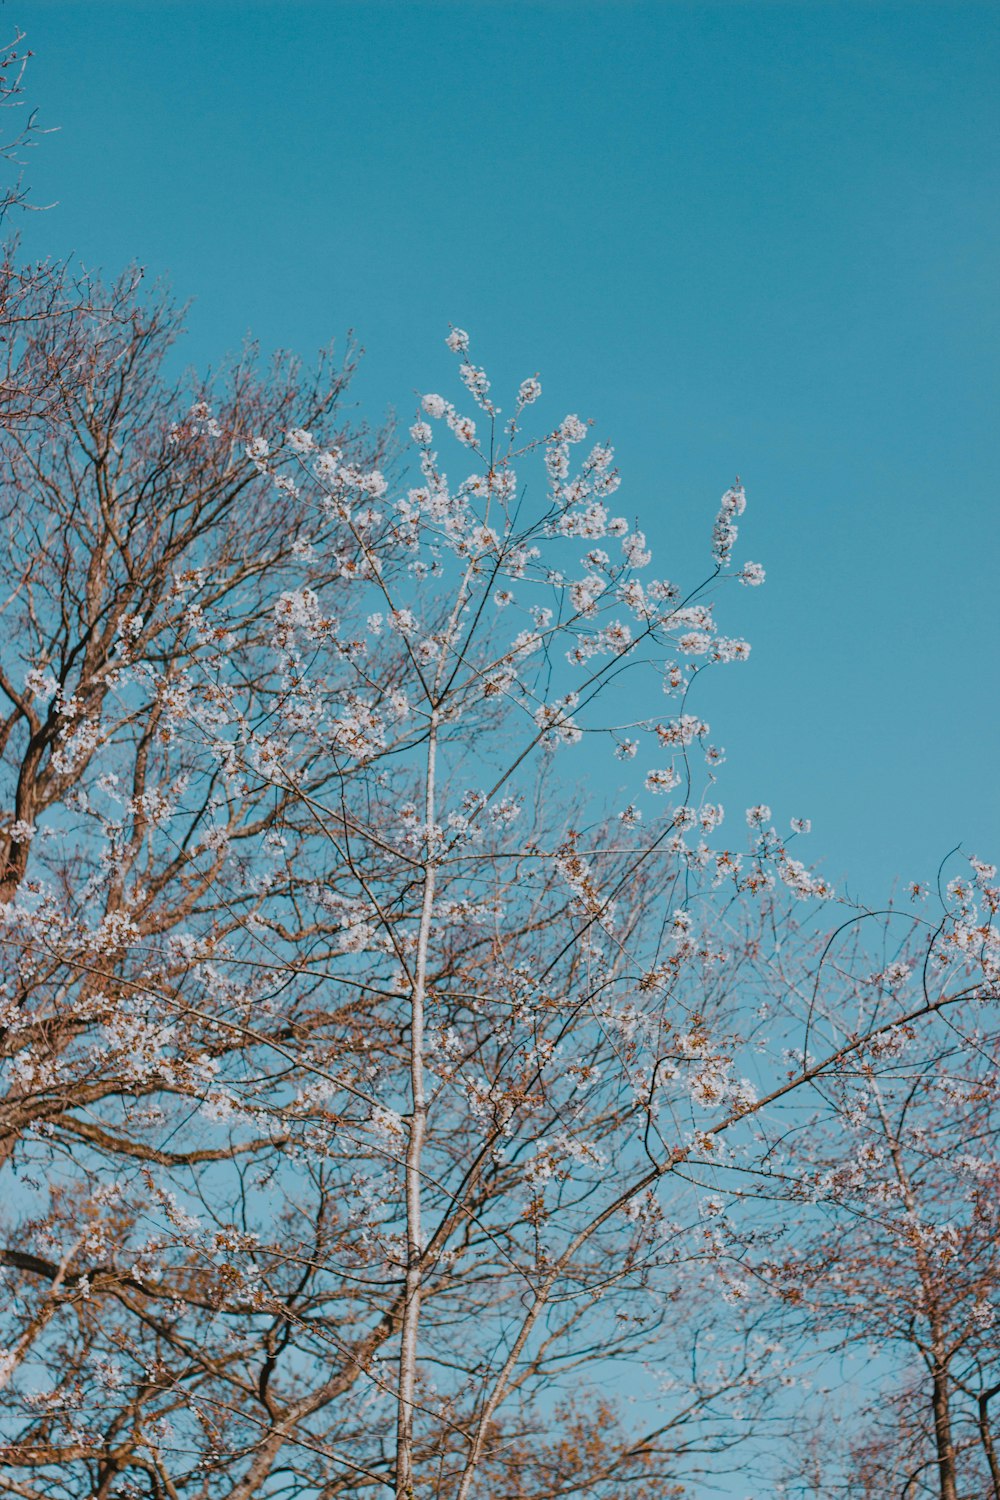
872,1092,958,1500
930,1359,958,1500
395,709,438,1500
454,1283,552,1500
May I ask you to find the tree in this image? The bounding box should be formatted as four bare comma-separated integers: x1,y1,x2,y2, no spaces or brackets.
763,878,1000,1500
0,287,779,1495
0,259,996,1500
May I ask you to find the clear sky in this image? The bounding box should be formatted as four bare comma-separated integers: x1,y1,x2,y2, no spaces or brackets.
13,0,1000,904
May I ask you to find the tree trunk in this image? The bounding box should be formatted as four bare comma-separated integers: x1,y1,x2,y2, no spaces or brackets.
931,1359,958,1500
395,710,438,1499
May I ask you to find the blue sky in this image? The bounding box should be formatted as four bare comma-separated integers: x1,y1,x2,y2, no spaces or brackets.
14,0,999,903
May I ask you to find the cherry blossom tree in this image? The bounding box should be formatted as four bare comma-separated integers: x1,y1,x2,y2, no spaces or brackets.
756,876,1000,1500
1,264,997,1500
